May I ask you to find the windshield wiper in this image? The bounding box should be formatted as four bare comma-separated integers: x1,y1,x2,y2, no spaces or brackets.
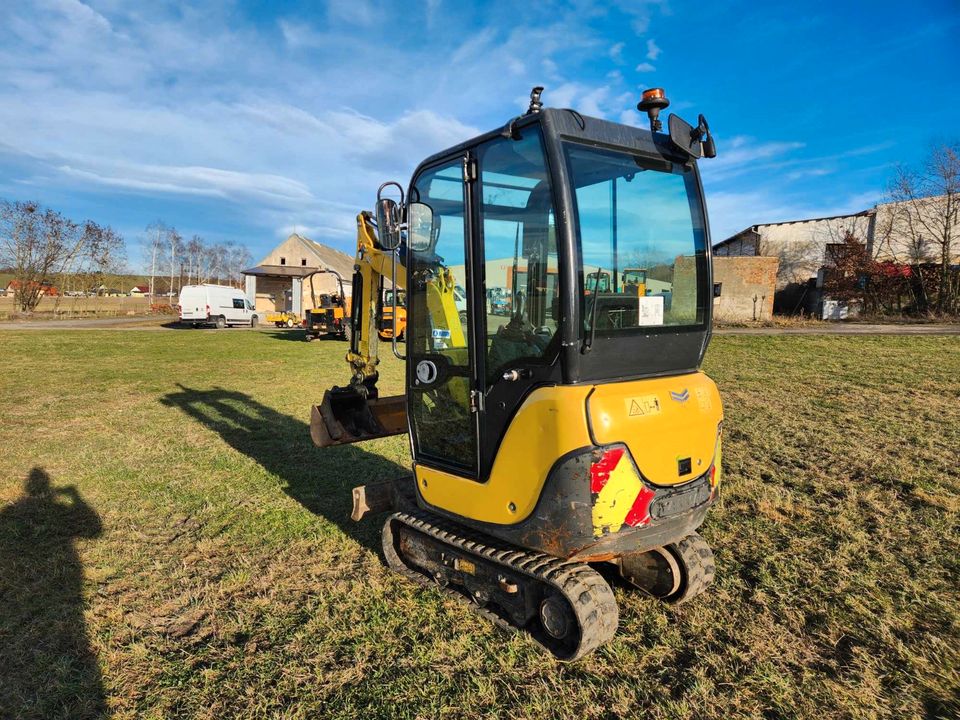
582,266,604,354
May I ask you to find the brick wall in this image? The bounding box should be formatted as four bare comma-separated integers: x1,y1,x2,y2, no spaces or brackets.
712,256,779,321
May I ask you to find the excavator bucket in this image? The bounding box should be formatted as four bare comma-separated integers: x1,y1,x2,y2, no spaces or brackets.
310,386,407,447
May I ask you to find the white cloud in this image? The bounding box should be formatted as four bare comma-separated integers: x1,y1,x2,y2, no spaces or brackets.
609,41,625,63
47,0,112,33
646,38,661,60
700,136,807,182
425,0,442,26
272,198,366,240
541,57,560,81
234,102,328,134
451,27,498,64
786,168,833,181
327,0,376,26
706,189,880,241
4,0,881,266
58,162,314,204
619,108,643,126
324,109,480,169
279,19,326,49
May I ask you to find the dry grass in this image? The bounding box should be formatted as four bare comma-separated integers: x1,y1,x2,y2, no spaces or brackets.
0,328,957,719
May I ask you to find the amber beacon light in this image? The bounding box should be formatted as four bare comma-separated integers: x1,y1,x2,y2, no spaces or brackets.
637,87,670,132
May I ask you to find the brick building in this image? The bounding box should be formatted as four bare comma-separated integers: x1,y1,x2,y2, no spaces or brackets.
242,233,354,318
713,196,960,315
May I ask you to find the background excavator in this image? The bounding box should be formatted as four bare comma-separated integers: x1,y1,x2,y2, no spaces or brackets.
311,87,722,660
303,269,350,342
378,288,407,342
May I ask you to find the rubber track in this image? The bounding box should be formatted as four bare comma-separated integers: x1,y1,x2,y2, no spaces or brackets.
383,509,619,661
666,532,716,605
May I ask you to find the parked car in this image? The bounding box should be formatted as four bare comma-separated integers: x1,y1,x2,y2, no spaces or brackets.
178,284,260,328
453,284,468,323
488,288,511,316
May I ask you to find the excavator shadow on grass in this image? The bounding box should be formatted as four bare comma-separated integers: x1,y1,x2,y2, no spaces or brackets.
160,384,408,554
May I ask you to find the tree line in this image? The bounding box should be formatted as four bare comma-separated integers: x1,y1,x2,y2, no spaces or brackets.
143,222,251,298
825,142,959,315
0,198,254,312
882,142,959,314
0,199,126,312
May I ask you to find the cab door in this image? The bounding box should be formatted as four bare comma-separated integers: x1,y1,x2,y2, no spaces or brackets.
473,126,564,479
407,154,479,476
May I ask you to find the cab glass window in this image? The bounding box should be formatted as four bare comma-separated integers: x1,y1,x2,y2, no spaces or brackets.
477,127,560,383
565,143,707,333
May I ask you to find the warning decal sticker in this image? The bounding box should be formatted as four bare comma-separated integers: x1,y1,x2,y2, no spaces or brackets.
625,395,661,418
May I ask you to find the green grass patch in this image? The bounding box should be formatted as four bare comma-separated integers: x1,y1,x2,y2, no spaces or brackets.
0,329,957,719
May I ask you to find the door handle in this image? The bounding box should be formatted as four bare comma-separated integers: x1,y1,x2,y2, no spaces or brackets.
502,369,531,382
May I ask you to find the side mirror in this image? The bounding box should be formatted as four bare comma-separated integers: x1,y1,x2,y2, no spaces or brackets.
408,202,435,252
376,197,401,251
669,113,717,159
668,114,703,159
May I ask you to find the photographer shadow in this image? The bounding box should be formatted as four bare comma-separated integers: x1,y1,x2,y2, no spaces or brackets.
0,468,105,719
160,385,408,553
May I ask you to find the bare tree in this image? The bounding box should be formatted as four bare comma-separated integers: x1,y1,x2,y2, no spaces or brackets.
143,232,252,289
0,201,69,311
167,228,183,303
203,243,228,285
144,221,168,297
0,200,125,312
185,235,203,284
227,244,252,287
61,222,127,305
888,142,960,313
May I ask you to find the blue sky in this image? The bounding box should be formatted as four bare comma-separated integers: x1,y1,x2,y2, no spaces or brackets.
1,0,958,270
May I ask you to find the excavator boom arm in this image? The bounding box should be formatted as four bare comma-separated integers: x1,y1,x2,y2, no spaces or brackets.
310,211,462,448
345,212,405,384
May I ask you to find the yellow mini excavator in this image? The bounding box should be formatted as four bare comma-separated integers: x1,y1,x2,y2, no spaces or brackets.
312,87,722,660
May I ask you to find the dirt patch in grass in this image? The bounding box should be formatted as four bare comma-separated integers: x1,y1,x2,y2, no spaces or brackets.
0,330,957,719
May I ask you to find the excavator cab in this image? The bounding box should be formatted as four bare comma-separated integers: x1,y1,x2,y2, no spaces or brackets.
312,88,723,659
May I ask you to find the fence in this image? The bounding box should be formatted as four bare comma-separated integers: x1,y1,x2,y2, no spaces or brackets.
0,295,154,319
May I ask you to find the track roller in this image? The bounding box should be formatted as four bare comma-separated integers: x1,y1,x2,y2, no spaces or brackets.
382,510,618,661
617,532,715,605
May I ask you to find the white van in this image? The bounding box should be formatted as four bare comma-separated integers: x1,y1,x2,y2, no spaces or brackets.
453,284,467,321
178,284,260,328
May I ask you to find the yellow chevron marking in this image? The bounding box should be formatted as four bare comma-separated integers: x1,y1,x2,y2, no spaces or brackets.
592,455,642,537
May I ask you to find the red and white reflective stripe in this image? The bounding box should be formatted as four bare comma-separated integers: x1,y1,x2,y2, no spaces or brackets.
589,447,626,493
623,486,655,527
590,446,655,532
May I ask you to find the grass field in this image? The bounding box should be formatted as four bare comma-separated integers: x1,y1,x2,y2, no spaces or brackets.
1,329,958,719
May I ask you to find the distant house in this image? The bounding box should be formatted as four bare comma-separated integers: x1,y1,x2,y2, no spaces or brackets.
242,233,355,317
130,285,150,295
4,279,60,297
91,285,124,297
